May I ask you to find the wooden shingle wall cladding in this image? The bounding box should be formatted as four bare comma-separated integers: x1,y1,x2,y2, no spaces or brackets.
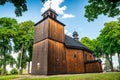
49,18,64,43
32,39,48,75
85,62,102,73
48,39,66,74
66,49,84,73
34,19,49,43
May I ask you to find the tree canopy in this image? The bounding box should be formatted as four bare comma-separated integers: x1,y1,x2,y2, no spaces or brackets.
85,0,120,21
99,19,120,71
0,17,17,75
13,20,34,74
0,0,46,16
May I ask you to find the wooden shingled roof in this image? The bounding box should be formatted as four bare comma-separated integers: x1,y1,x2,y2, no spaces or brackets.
65,35,93,53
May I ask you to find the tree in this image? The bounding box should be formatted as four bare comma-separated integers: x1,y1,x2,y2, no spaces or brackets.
104,59,111,71
27,39,33,74
97,21,120,71
0,0,46,16
0,17,17,75
80,37,94,50
80,37,103,58
0,54,16,75
85,0,120,21
13,20,34,74
101,19,120,71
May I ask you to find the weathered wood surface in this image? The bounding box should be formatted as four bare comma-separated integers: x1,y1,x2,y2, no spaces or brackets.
32,39,48,75
85,62,102,73
49,18,64,43
34,18,64,43
32,16,102,75
84,51,95,61
66,49,84,73
48,39,66,74
34,19,49,43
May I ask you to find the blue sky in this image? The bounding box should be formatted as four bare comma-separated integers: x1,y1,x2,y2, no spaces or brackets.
0,0,119,68
0,0,119,39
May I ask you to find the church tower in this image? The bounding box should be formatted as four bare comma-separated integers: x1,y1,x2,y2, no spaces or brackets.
72,31,79,41
32,8,66,75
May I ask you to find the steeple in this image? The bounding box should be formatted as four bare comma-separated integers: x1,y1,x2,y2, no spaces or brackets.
41,8,58,19
72,31,79,41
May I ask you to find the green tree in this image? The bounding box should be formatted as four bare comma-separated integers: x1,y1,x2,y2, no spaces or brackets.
80,37,94,50
27,39,33,74
13,20,34,74
101,19,120,71
80,37,103,58
85,0,120,21
0,0,46,16
10,68,18,75
97,21,120,71
0,17,17,75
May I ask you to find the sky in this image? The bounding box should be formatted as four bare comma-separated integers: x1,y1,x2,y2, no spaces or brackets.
0,0,119,69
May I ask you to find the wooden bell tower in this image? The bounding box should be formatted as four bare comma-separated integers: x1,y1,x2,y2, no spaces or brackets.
31,8,66,75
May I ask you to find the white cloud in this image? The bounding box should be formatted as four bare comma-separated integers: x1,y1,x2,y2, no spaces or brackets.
41,0,75,19
65,29,72,36
62,14,75,19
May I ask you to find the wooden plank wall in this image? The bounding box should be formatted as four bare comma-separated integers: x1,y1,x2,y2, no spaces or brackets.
49,18,64,43
32,39,48,75
34,19,49,43
84,51,95,61
66,49,84,73
48,39,66,74
34,18,64,43
85,62,102,73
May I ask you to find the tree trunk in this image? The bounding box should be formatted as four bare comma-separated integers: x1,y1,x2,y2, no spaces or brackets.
27,62,30,74
1,47,6,75
19,68,23,75
117,53,120,69
109,55,113,71
106,55,113,71
19,45,23,75
1,63,6,75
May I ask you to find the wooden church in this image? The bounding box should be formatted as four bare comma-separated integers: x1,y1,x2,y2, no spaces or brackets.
31,8,102,75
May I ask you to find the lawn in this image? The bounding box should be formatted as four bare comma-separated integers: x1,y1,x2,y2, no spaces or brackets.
0,75,18,80
0,72,120,80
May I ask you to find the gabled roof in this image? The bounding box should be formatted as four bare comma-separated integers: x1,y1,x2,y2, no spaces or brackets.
34,16,65,26
41,8,58,16
65,35,93,53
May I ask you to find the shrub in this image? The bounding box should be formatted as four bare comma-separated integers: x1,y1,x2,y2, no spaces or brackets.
0,68,8,75
10,68,18,75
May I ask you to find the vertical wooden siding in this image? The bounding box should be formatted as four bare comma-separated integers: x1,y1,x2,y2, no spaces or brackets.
85,62,102,73
34,18,64,43
48,39,66,74
34,19,49,43
48,18,64,43
66,49,84,73
32,39,48,75
84,51,95,61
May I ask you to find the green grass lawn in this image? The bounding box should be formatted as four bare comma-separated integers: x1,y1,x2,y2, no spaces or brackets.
0,72,120,80
0,75,18,80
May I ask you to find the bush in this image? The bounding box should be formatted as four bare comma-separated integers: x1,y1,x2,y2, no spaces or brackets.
10,68,18,75
0,68,8,75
